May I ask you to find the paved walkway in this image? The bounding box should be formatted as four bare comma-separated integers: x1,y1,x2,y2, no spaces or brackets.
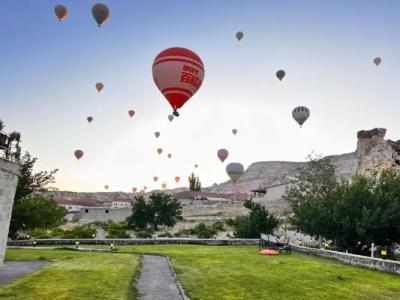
0,261,48,286
137,255,188,300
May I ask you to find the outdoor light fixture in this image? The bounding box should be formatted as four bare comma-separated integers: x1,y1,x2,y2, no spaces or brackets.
110,243,114,250
75,240,80,249
33,240,37,247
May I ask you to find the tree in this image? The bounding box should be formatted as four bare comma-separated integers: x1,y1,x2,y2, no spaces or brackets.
127,193,183,231
284,155,400,254
0,119,22,161
232,200,279,238
9,152,58,237
10,195,66,233
188,173,201,191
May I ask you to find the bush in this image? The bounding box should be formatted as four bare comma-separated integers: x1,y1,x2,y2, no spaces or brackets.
61,225,96,239
157,232,173,238
105,223,130,238
212,221,225,231
27,228,51,239
135,229,153,238
191,223,217,238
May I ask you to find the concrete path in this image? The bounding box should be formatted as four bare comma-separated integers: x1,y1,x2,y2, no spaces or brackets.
137,255,188,300
0,261,48,286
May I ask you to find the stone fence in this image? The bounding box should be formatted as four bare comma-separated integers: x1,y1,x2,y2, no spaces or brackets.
290,244,400,275
8,238,259,247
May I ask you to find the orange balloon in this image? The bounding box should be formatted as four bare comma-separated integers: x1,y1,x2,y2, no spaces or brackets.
54,5,68,21
175,176,180,183
157,148,163,155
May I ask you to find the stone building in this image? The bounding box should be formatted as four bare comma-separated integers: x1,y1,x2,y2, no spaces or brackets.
0,158,20,266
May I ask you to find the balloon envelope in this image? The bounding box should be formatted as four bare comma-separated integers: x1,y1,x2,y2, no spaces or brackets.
226,162,244,183
236,31,244,41
87,116,93,123
96,82,104,92
128,110,135,117
276,70,286,81
162,183,167,190
92,3,110,27
292,106,310,127
153,176,158,182
157,148,163,155
155,132,160,138
373,57,382,66
168,154,172,159
74,150,84,160
168,115,174,122
232,129,238,135
175,176,180,183
153,47,204,115
217,148,229,162
54,5,68,21
132,187,137,193
194,164,198,168
104,185,109,190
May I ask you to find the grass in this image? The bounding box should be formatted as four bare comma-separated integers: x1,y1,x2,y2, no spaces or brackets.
2,245,400,299
1,248,139,300
115,245,400,300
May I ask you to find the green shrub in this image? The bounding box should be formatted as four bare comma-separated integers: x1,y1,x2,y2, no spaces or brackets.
212,221,224,231
27,228,51,239
105,223,130,238
135,229,153,238
157,232,173,238
61,225,96,239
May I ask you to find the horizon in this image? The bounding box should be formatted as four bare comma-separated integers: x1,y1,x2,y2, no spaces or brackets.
2,1,400,192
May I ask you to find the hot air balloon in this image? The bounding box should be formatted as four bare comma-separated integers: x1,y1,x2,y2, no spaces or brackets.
226,162,244,183
92,3,110,27
236,31,244,41
194,164,198,168
128,110,135,118
95,82,104,92
74,150,84,160
153,47,205,116
276,70,286,81
144,186,147,191
168,115,174,122
292,106,310,127
87,116,93,123
155,132,160,138
162,183,167,190
157,148,163,155
104,185,109,190
217,148,229,162
232,129,238,135
54,5,68,21
373,57,382,66
168,153,172,159
132,187,137,193
175,176,180,183
153,176,158,182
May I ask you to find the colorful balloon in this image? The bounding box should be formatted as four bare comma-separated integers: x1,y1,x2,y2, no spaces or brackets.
162,183,167,190
232,129,238,135
104,185,109,190
373,57,382,66
217,148,229,162
236,31,244,41
92,3,110,27
168,115,174,122
292,106,310,127
175,176,180,183
87,116,93,123
276,70,286,81
74,150,84,160
155,132,160,138
153,176,158,182
54,5,68,21
153,47,205,116
96,82,104,92
157,148,163,155
226,162,244,183
128,110,135,118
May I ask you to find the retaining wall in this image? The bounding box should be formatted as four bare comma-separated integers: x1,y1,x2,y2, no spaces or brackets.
291,244,400,275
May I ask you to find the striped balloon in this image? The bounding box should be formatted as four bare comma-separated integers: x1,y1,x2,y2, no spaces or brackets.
152,47,205,116
292,106,310,127
226,162,244,183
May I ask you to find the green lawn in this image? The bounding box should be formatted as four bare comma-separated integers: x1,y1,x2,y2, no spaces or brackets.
1,248,139,300
2,245,400,299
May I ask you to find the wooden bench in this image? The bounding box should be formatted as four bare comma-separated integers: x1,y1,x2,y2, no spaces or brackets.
259,234,291,254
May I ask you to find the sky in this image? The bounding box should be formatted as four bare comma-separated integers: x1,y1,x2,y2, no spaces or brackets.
1,1,400,192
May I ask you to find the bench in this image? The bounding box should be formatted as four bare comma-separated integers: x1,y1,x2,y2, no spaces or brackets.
259,234,291,254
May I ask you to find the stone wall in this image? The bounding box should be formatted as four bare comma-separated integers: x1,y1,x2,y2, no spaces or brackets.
0,158,20,265
291,244,400,275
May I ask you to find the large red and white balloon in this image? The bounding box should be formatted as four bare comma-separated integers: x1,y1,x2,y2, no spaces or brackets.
152,47,205,116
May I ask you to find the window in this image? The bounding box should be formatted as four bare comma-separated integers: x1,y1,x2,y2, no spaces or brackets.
105,210,109,213
85,209,89,213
